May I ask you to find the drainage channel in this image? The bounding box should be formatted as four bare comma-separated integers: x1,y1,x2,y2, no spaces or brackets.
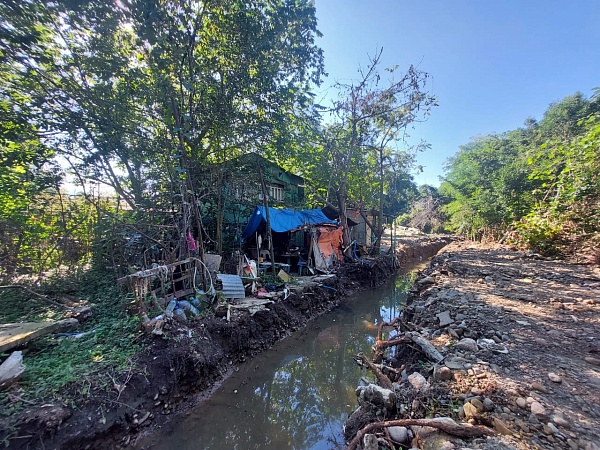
136,266,422,450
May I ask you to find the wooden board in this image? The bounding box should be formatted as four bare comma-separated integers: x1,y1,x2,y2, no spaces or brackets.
0,319,78,353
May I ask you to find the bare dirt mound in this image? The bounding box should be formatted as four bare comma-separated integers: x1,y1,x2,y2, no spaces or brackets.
345,241,600,450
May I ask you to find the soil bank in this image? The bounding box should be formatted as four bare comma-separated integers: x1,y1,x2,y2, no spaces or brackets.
2,236,452,450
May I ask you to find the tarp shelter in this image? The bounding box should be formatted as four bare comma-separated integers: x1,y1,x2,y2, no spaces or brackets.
241,207,337,240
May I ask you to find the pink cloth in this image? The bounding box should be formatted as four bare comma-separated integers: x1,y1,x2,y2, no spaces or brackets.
187,232,197,252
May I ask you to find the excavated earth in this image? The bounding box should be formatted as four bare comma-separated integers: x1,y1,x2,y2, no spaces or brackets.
1,236,452,450
344,241,600,450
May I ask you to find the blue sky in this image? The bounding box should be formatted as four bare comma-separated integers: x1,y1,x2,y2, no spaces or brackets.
313,0,600,186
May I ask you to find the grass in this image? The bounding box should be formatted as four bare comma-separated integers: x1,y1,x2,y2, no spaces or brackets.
0,268,143,415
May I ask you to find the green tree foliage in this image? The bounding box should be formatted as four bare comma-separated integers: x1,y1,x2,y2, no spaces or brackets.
0,0,325,273
440,91,600,258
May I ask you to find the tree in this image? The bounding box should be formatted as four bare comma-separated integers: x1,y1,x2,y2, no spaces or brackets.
320,49,436,251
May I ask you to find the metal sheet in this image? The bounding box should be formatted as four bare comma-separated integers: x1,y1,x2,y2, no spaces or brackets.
217,274,246,299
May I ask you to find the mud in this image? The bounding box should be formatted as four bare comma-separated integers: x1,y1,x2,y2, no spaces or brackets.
2,236,452,450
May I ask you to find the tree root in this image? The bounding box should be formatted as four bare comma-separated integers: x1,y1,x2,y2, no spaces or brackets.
355,353,393,389
346,418,495,450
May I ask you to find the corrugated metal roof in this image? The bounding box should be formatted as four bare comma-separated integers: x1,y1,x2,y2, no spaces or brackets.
216,274,246,299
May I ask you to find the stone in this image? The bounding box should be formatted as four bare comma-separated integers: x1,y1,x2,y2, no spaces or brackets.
454,338,478,352
552,413,570,428
531,381,548,393
514,418,530,432
447,328,460,339
408,372,430,392
417,276,435,286
531,401,547,417
436,311,454,327
470,398,484,412
356,384,397,410
548,372,562,383
0,351,25,389
363,433,378,450
387,426,409,443
462,402,478,419
584,356,600,366
547,422,559,434
516,397,527,409
434,366,453,381
493,418,514,435
483,397,494,412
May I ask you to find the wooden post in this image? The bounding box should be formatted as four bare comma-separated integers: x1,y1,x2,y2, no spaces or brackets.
257,160,276,277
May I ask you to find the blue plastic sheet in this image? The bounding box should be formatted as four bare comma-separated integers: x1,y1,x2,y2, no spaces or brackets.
241,206,337,240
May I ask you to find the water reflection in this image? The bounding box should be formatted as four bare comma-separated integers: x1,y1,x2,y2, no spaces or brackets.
137,271,418,450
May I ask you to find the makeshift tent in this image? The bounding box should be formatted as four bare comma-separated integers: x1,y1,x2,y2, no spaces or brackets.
241,207,337,240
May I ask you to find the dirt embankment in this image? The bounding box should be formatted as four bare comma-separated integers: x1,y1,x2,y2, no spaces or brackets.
344,241,600,450
2,236,452,450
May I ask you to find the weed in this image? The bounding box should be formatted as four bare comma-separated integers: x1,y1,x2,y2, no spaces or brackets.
0,268,143,415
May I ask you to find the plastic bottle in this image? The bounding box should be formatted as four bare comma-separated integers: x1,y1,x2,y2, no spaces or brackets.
165,298,177,318
148,314,164,326
177,300,200,316
172,308,188,323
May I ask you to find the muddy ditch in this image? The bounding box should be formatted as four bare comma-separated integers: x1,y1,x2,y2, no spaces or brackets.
3,236,453,450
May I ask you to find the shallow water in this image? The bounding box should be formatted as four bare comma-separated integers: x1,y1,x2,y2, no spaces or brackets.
137,267,421,450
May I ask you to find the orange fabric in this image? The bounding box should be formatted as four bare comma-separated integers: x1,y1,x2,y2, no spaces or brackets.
317,226,343,260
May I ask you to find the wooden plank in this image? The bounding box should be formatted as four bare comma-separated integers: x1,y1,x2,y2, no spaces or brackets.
0,319,78,353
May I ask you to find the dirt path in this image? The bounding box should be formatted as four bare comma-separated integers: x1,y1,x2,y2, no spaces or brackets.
345,241,600,449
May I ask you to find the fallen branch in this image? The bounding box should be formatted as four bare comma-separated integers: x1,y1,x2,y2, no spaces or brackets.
347,418,495,450
356,353,393,389
0,285,68,309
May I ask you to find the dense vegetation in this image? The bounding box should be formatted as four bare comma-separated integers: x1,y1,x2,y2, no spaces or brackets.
438,91,600,260
0,0,430,278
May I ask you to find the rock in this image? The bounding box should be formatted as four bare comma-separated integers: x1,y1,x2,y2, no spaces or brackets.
483,397,494,412
434,366,453,381
493,417,514,435
470,398,484,412
418,276,435,286
436,311,454,327
454,338,478,352
447,328,460,339
567,439,578,450
531,381,548,393
24,404,71,430
552,413,570,428
514,418,530,432
0,351,25,389
462,402,478,419
444,356,469,370
356,384,397,410
388,426,409,443
516,397,527,409
530,401,547,417
584,357,600,366
548,372,562,383
408,372,430,392
546,422,559,434
363,433,378,450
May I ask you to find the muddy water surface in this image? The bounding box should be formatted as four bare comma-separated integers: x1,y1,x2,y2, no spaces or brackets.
138,267,422,450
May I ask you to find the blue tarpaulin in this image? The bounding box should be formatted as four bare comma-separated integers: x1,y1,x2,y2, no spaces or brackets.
242,207,337,240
